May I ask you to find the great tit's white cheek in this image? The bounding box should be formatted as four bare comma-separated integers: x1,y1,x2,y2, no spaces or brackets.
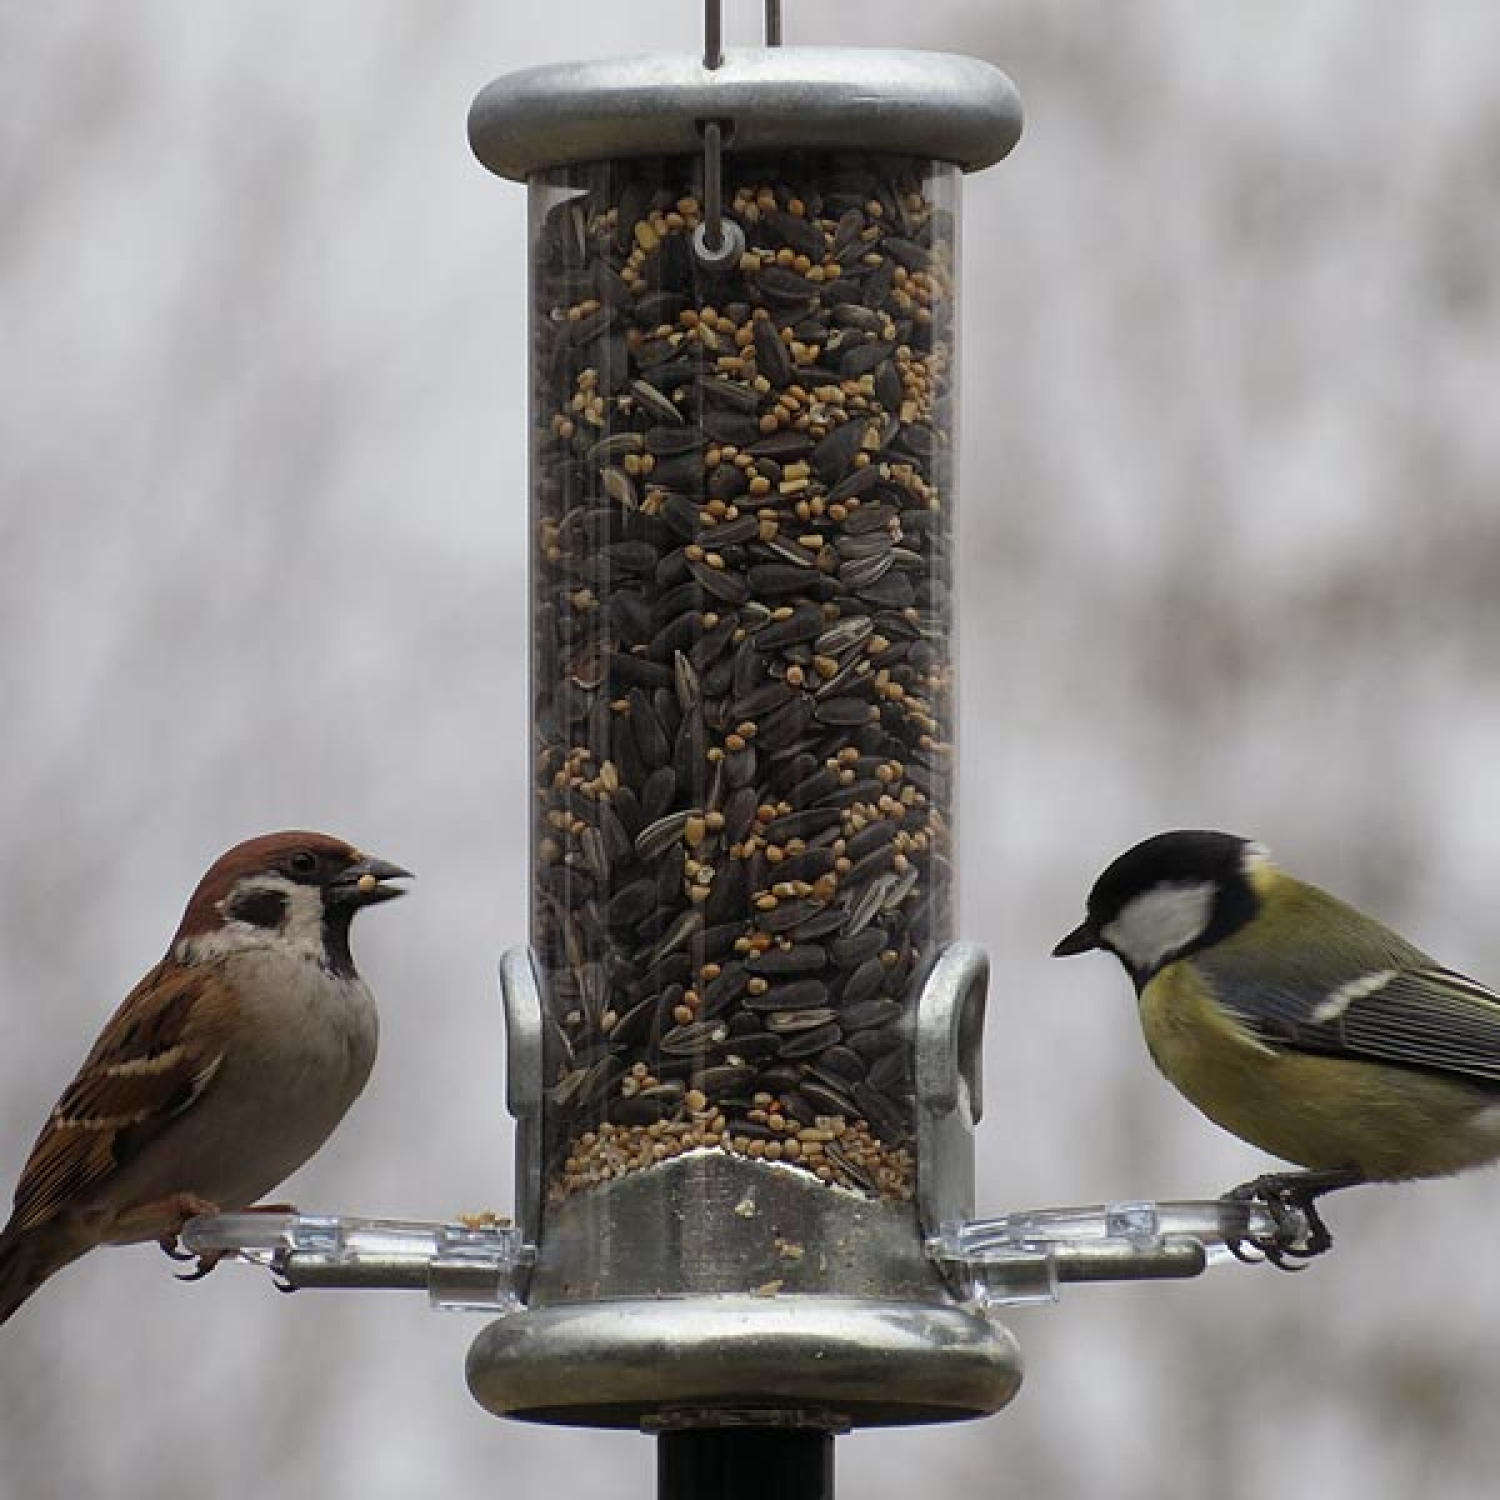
1100,881,1216,974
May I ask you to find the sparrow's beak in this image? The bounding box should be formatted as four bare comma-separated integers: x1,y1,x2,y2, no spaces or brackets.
1052,921,1099,958
334,855,413,907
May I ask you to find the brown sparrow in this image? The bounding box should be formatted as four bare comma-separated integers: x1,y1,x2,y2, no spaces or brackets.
0,830,410,1325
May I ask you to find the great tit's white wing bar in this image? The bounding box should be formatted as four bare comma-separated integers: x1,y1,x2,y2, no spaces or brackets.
1335,968,1500,1083
1202,949,1500,1088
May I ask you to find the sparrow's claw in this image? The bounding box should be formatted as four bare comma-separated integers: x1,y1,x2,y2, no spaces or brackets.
1220,1168,1361,1270
153,1191,227,1268
173,1248,235,1283
270,1251,299,1295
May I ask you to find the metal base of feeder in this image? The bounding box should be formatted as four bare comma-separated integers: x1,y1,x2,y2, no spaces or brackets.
466,1148,1021,1429
467,1292,1021,1429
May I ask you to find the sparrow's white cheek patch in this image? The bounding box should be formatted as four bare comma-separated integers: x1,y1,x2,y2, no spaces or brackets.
1101,881,1215,972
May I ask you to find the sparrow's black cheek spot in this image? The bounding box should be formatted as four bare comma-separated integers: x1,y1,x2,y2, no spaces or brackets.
226,887,289,930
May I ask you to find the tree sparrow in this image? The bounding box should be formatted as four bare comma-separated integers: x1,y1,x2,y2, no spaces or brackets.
0,830,410,1325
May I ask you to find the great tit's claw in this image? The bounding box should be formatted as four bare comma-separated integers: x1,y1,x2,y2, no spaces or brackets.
1223,1231,1266,1266
1220,1169,1357,1269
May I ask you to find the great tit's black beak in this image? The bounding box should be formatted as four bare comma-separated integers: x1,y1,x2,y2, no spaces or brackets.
332,855,413,907
1052,921,1099,958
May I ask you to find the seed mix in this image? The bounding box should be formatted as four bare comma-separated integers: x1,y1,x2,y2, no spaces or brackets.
531,154,957,1203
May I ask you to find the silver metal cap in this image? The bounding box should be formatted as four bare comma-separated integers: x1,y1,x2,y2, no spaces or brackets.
468,48,1023,181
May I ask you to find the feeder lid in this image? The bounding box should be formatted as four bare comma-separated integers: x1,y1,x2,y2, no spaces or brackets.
469,48,1022,181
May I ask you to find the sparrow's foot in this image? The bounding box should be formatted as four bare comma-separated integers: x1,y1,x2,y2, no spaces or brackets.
1220,1168,1362,1270
162,1200,299,1281
109,1193,222,1264
174,1248,230,1283
125,1193,225,1274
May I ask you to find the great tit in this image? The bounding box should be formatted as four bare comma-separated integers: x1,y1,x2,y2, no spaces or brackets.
1054,829,1500,1259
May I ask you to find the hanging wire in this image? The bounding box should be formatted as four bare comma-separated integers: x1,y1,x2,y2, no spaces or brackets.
694,0,749,267
692,5,790,265
704,0,724,70
707,0,784,62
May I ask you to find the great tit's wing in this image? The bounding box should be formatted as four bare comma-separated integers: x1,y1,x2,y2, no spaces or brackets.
1200,943,1500,1088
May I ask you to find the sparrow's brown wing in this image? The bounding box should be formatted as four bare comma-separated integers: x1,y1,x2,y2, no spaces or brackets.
8,961,236,1233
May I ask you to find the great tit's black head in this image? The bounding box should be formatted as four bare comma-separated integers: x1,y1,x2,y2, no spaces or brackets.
1053,829,1267,984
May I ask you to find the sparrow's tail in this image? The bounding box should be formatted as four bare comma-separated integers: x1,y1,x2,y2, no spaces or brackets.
0,1219,88,1327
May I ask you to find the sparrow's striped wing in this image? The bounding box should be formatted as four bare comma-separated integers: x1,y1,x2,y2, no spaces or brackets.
1202,944,1500,1089
8,962,235,1233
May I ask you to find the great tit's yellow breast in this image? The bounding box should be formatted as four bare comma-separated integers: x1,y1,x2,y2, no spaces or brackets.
1137,962,1285,1144
1138,961,1500,1178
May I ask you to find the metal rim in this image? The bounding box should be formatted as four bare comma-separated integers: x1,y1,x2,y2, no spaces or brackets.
469,48,1023,181
466,1294,1024,1428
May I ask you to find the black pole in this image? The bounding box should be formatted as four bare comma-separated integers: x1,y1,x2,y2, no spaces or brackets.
658,1429,834,1500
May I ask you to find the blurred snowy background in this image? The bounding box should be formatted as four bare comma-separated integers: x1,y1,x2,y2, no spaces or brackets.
4,3,1500,1497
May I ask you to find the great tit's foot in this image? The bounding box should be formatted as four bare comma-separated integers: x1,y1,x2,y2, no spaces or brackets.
1220,1169,1362,1270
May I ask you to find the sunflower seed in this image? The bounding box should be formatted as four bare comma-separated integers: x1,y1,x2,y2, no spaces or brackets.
764,1006,838,1034
745,944,829,976
752,317,795,387
776,1021,843,1057
742,979,831,1012
659,1020,730,1057
635,809,694,862
812,1045,866,1084
630,378,683,424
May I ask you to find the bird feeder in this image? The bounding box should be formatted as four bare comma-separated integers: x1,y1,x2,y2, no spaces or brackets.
464,14,1024,1435
185,7,1311,1495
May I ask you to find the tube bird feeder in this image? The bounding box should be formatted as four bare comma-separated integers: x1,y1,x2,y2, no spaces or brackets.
464,11,1023,1435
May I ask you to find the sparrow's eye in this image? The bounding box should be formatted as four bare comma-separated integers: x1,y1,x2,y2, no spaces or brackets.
288,850,319,876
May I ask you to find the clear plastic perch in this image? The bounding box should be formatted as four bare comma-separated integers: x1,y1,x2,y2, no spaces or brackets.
180,1193,1302,1316
926,1197,1311,1308
180,1212,534,1311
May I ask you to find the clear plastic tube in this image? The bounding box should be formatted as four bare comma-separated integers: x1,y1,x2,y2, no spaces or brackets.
527,151,960,1210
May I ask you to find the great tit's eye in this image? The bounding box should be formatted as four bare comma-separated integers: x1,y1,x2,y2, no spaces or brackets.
288,850,319,876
